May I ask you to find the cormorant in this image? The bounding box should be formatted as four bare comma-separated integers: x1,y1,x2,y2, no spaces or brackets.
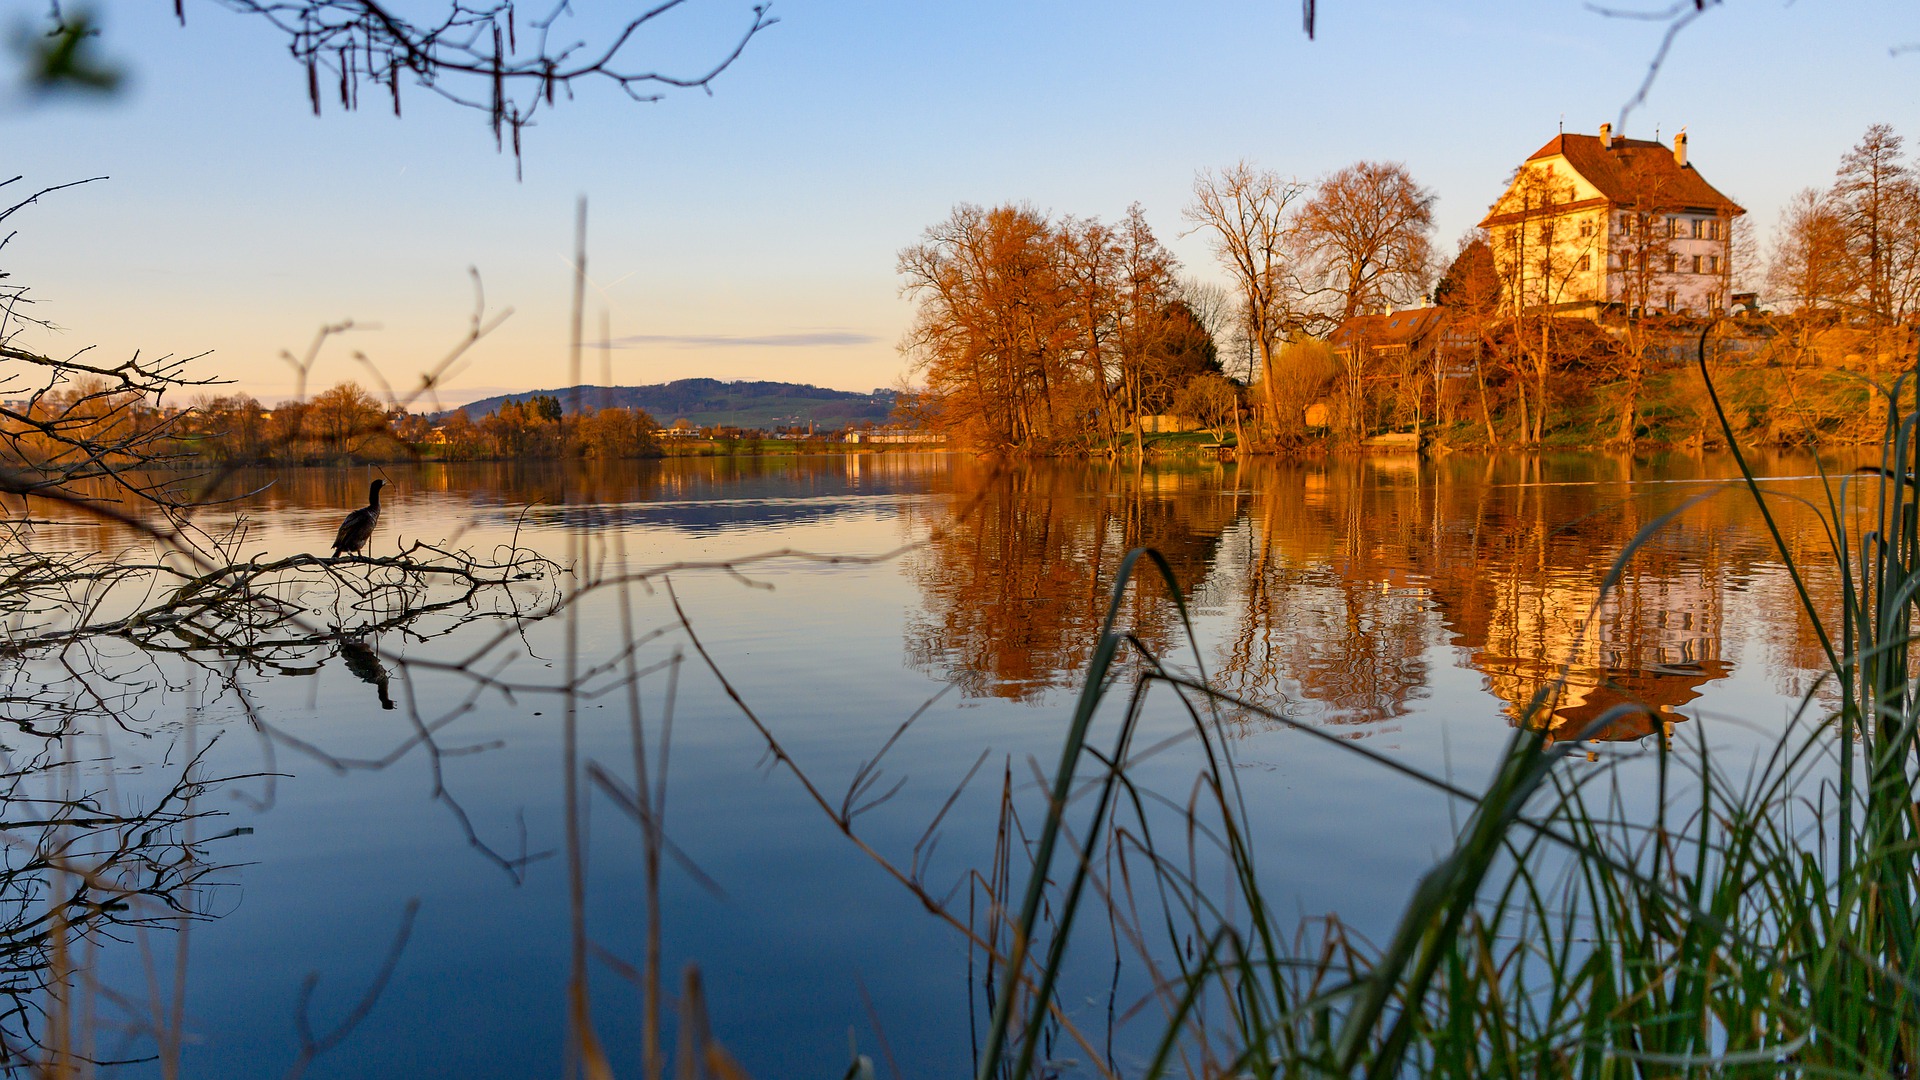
332,478,385,556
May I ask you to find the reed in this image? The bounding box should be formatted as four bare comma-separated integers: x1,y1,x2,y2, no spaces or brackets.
967,329,1920,1077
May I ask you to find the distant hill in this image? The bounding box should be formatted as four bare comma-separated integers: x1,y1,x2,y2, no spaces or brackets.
450,379,900,430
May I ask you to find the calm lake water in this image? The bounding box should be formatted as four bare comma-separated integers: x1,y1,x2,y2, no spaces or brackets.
3,452,1861,1077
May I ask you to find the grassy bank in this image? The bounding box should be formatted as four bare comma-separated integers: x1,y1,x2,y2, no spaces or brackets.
1422,361,1884,452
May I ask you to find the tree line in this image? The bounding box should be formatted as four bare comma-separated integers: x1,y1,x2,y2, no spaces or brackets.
897,203,1237,452
902,126,1920,453
0,379,663,469
899,160,1437,453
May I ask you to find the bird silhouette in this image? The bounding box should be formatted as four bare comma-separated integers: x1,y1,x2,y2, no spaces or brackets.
332,478,385,557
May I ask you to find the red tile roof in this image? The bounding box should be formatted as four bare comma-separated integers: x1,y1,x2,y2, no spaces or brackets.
1330,307,1447,351
1526,133,1744,216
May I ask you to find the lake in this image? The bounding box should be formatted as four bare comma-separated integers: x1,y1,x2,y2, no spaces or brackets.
0,451,1859,1077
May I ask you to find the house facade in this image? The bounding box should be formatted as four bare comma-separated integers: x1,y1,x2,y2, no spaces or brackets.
1480,124,1744,317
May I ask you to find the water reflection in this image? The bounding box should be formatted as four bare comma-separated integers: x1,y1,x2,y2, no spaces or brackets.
12,452,1847,737
0,451,1865,1075
906,453,1844,740
337,635,397,710
903,460,1239,700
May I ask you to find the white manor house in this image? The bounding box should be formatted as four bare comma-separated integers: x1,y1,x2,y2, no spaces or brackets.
1481,123,1745,317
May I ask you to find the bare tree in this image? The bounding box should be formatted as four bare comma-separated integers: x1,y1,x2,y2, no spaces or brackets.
1291,160,1437,434
1833,124,1917,326
1292,160,1437,324
1184,162,1306,439
1768,188,1853,316
1829,124,1920,423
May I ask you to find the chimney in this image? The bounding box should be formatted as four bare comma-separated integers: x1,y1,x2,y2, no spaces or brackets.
1599,122,1612,147
1674,129,1688,168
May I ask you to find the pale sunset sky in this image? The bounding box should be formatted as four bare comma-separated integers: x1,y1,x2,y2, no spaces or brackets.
4,1,1914,408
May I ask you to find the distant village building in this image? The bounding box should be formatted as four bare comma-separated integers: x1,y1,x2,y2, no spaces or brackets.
1480,124,1744,317
844,428,946,445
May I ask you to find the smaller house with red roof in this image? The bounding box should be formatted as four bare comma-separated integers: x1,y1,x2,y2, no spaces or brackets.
1480,124,1744,317
1328,307,1448,372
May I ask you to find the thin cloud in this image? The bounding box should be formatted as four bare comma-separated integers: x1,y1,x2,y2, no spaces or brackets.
594,330,882,349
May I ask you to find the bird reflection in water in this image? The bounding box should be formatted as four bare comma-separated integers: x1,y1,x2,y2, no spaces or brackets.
337,635,396,710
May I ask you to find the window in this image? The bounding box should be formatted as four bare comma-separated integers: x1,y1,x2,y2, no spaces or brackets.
1667,216,1681,237
1692,254,1703,274
1665,289,1677,310
1704,219,1719,240
1708,291,1721,312
1622,215,1635,237
1579,220,1594,238
1665,253,1676,273
1578,253,1591,271
1707,255,1720,274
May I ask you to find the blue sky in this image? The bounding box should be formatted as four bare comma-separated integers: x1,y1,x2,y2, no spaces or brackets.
3,1,1914,406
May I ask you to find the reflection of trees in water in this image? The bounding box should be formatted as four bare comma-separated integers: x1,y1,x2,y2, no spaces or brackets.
4,455,964,548
1214,459,1435,724
903,461,1238,700
905,453,1847,734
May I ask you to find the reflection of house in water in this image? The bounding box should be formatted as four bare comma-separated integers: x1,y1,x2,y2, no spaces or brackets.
1452,566,1728,746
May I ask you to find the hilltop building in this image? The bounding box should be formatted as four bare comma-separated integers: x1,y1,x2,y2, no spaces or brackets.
1480,124,1744,317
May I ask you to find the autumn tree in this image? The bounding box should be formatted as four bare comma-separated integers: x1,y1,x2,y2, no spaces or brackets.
1171,372,1242,442
1604,171,1705,443
1185,162,1306,440
183,394,271,462
1056,214,1124,445
580,407,662,458
1433,236,1503,445
899,203,1080,452
1290,160,1436,433
1111,204,1188,446
308,381,391,455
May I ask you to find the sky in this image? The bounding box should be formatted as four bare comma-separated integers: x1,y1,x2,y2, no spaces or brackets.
2,1,1915,408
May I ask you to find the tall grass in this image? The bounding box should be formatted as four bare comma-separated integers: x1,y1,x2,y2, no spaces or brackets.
967,331,1920,1077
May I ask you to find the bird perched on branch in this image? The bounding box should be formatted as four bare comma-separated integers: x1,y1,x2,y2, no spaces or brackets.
332,478,386,557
